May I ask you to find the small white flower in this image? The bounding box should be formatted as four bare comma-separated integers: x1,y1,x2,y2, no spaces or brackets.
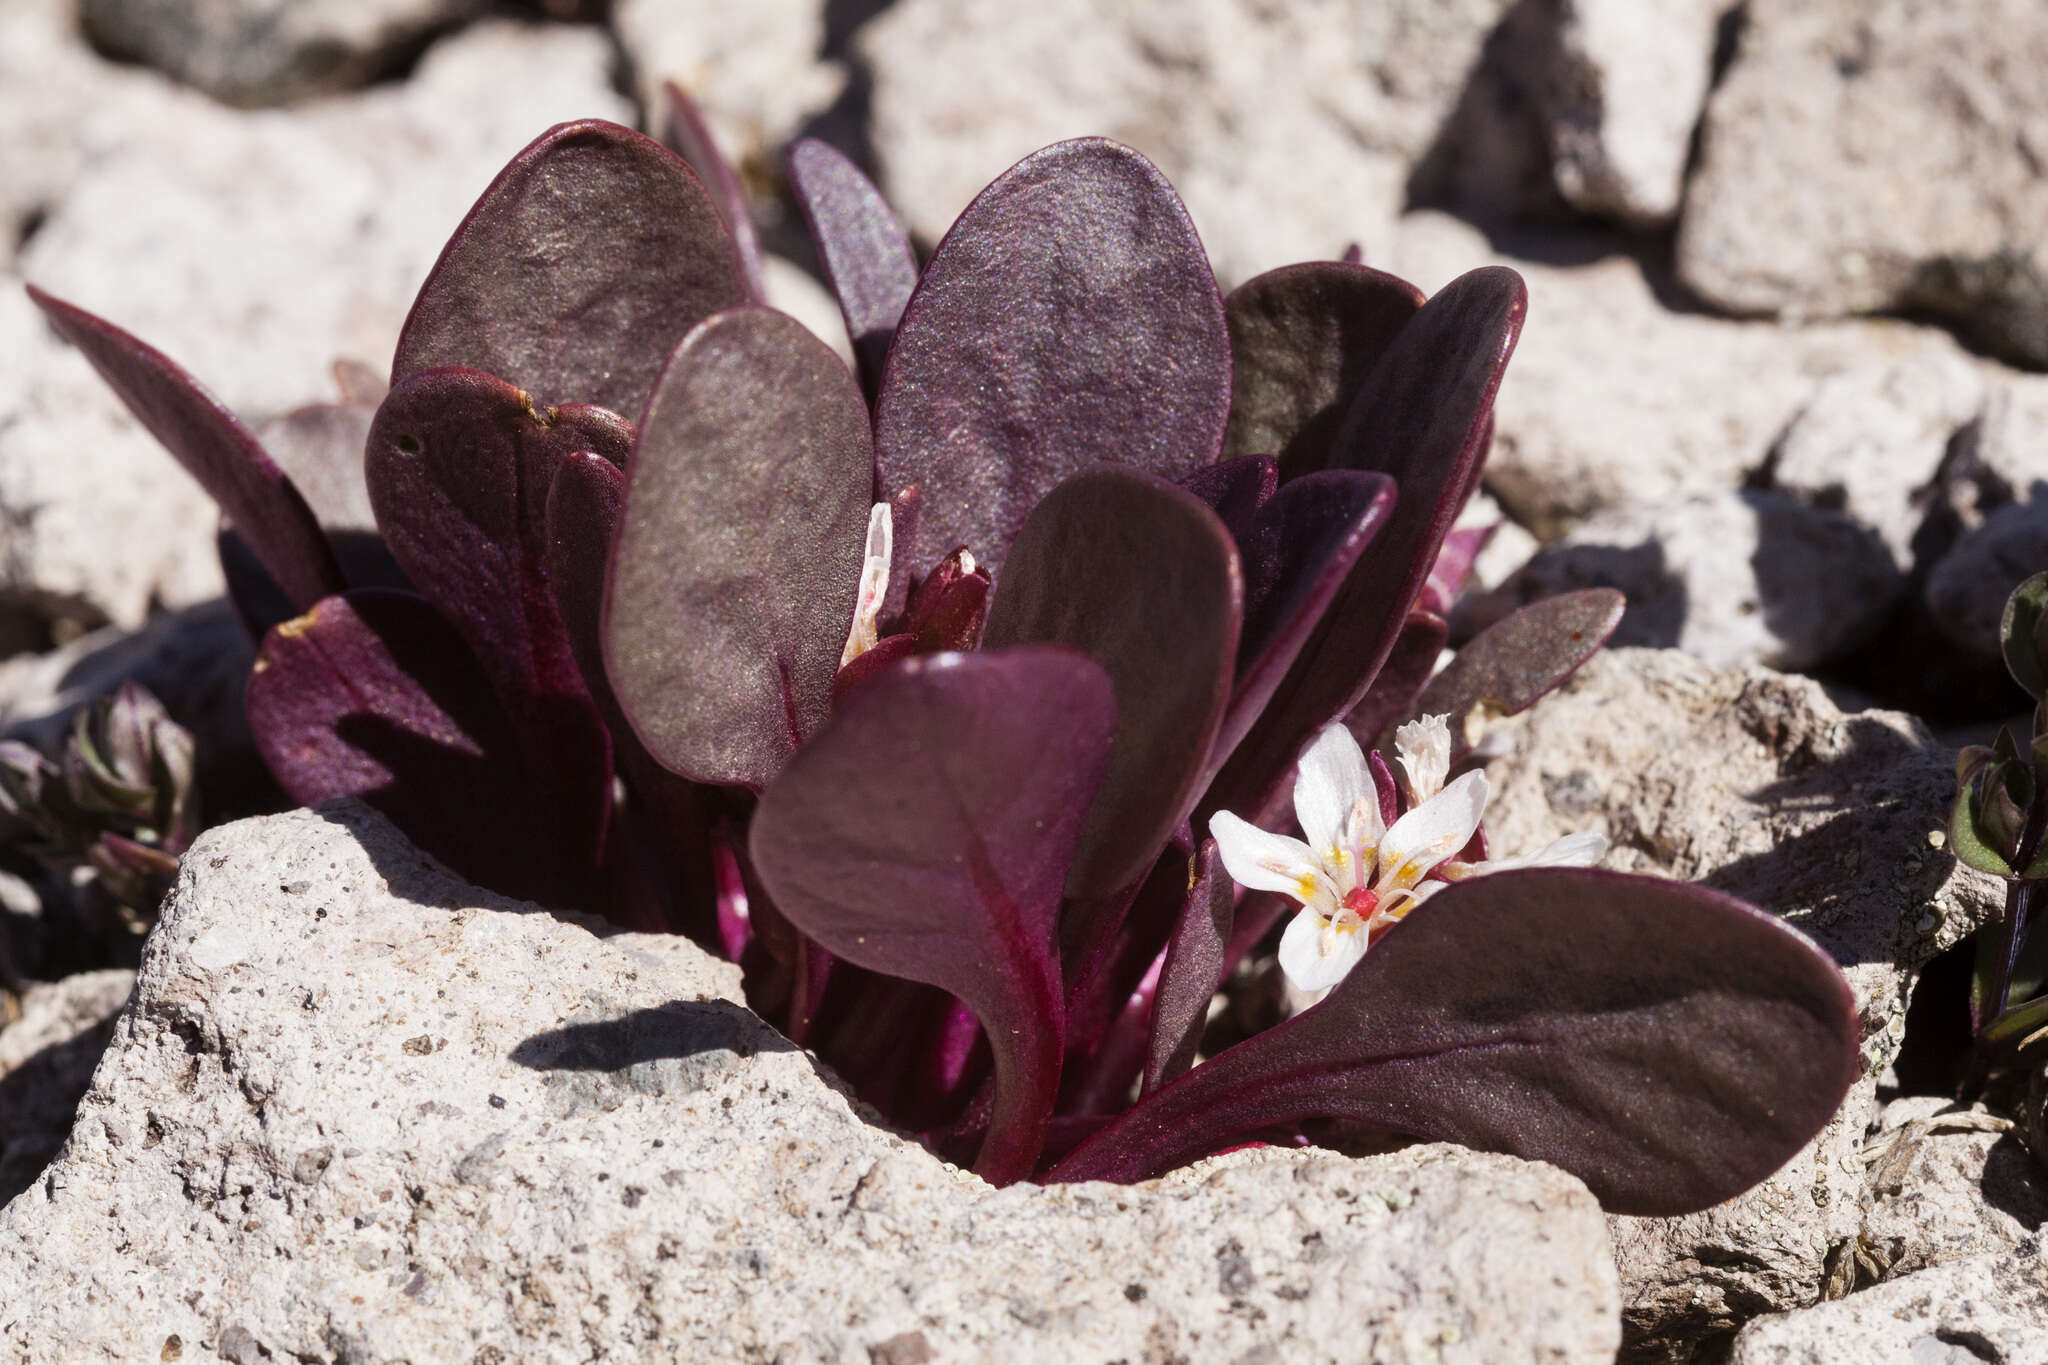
840,502,893,667
1210,715,1607,994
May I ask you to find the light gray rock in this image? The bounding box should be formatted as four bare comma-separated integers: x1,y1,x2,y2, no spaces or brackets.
1850,1102,2047,1291
0,968,133,1207
1766,350,1987,569
1471,490,1902,671
1677,0,2048,369
1727,1245,2048,1365
860,0,1514,285
80,0,490,105
1971,377,2048,508
1479,647,2005,1359
1924,500,2048,659
1526,0,1729,226
0,803,1623,1363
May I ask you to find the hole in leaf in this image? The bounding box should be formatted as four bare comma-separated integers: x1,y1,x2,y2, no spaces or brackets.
394,435,422,456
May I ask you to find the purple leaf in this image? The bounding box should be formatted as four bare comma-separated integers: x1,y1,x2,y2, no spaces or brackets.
26,286,343,612
1210,470,1396,785
365,367,626,891
787,138,921,402
542,451,629,716
750,648,1116,1184
1345,610,1451,761
1178,456,1276,542
661,81,768,303
245,590,551,896
902,549,990,654
1202,267,1526,825
1409,589,1625,750
391,120,748,420
982,468,1242,897
1220,262,1425,480
1049,867,1861,1216
873,138,1232,572
604,307,874,790
1145,839,1233,1093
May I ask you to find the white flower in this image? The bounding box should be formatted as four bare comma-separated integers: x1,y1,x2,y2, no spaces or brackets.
840,502,893,667
1209,715,1607,994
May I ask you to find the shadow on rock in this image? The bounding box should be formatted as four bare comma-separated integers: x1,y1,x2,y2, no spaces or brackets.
512,1000,792,1073
0,1018,119,1207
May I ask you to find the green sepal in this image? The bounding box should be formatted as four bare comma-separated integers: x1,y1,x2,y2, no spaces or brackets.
2000,571,2048,701
1951,785,2017,877
1980,991,2048,1051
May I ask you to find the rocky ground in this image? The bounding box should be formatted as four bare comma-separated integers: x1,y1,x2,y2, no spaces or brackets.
3,0,2047,1360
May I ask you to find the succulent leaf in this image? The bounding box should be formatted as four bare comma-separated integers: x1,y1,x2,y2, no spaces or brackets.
1408,589,1627,751
787,138,921,402
2002,571,2048,701
1178,455,1277,542
660,82,768,303
1143,838,1233,1093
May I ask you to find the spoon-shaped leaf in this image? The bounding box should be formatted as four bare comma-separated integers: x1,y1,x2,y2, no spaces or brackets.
245,590,551,897
787,138,921,403
661,81,767,303
365,368,629,893
1408,589,1625,749
982,468,1242,897
1220,262,1425,480
26,286,343,613
391,120,748,420
605,307,874,790
873,138,1231,571
1049,867,1861,1216
1203,267,1526,825
1144,838,1233,1093
1178,455,1276,542
750,648,1117,1185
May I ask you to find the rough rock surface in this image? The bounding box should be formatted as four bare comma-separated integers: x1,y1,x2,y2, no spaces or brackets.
80,0,489,105
1678,0,2048,368
1851,1099,2048,1290
0,803,1623,1363
1727,1244,2048,1365
1525,0,1728,226
1471,490,1901,671
1479,647,2004,1360
1765,350,1987,570
1924,500,2048,659
0,968,134,1206
860,0,1515,284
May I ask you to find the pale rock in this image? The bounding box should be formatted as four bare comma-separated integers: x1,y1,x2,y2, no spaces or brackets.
1471,490,1901,671
1765,349,1988,569
762,255,857,370
1850,1102,2048,1290
0,803,1624,1362
1727,1245,2048,1365
1527,0,1729,226
1677,0,2048,369
0,969,134,1206
1479,647,2006,1358
1970,376,2048,508
1924,500,2048,658
1385,215,1984,542
612,0,848,192
80,0,490,105
20,19,634,421
859,0,1514,286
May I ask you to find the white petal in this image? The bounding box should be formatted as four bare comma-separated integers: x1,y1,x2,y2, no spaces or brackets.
839,502,894,666
1484,829,1610,872
1278,905,1370,993
1293,723,1370,860
1210,810,1333,911
1378,768,1488,889
1394,712,1452,805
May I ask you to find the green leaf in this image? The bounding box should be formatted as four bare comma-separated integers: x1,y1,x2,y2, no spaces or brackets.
1980,991,2048,1050
2001,571,2048,700
1951,787,2017,876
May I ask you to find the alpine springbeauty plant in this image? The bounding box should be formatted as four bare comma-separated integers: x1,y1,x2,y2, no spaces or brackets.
29,96,1860,1213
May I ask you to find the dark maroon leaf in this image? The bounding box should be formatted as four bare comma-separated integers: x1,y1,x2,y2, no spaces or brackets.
1420,523,1493,616
831,632,917,706
872,138,1232,572
1203,267,1526,826
245,590,550,896
605,307,874,790
1346,611,1450,762
662,81,768,303
902,549,990,653
1220,263,1424,481
1145,840,1233,1093
391,120,748,420
1209,470,1395,787
787,138,920,402
27,286,343,612
1178,456,1276,541
1409,589,1625,752
982,468,1241,897
750,647,1117,1184
366,367,626,890
542,451,628,716
1049,867,1861,1216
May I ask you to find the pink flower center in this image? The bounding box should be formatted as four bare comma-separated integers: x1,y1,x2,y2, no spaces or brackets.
1341,885,1380,919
